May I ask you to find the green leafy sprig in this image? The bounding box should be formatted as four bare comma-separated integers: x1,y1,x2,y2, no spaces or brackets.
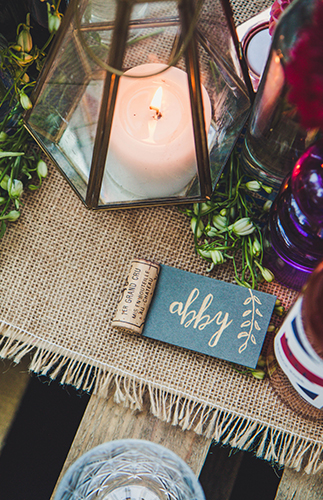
0,5,62,238
183,156,288,381
183,151,275,289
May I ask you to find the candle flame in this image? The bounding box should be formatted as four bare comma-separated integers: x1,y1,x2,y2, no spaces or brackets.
150,87,163,117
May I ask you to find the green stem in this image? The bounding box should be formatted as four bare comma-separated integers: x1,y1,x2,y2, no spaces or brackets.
0,198,10,216
0,83,16,109
244,237,256,288
0,164,11,183
126,29,165,46
257,228,264,265
194,205,202,250
40,32,55,54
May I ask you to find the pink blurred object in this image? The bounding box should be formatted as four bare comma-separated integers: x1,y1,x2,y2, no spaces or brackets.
285,0,323,131
269,0,293,35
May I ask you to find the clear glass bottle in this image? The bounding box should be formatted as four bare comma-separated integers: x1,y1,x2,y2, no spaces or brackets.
263,140,323,291
240,0,318,191
273,261,323,411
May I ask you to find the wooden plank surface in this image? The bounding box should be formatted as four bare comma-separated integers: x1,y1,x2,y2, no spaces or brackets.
50,392,213,499
199,443,244,500
0,357,30,451
50,389,323,500
275,468,323,500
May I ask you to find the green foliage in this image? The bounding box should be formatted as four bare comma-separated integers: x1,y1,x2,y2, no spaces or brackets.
183,151,274,289
0,4,63,238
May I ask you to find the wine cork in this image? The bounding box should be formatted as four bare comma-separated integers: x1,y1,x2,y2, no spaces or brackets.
112,259,160,334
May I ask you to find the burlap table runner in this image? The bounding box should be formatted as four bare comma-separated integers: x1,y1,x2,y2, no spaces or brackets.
2,0,323,476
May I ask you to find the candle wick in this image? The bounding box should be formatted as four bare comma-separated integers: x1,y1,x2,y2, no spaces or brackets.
150,105,162,120
150,107,162,120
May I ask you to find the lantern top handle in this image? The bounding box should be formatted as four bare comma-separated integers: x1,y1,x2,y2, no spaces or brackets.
73,0,204,78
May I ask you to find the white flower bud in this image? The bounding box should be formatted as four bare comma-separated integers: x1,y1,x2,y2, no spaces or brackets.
230,217,255,236
48,13,61,33
246,180,261,192
0,210,20,221
21,72,30,84
17,28,33,53
200,203,210,214
37,160,48,178
212,214,227,230
207,227,218,238
19,91,32,110
262,184,273,194
191,217,204,239
210,249,224,265
251,369,265,380
0,175,9,190
17,52,34,65
0,132,8,142
263,200,272,212
193,202,209,216
275,305,285,316
261,267,274,283
252,238,261,256
198,249,212,259
8,179,23,198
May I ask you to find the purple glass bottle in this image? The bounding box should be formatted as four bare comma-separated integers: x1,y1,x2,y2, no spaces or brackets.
263,140,323,290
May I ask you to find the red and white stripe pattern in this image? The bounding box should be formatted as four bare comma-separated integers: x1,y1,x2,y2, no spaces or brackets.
274,297,323,409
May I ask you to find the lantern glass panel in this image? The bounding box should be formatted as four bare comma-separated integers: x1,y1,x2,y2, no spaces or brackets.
26,0,251,209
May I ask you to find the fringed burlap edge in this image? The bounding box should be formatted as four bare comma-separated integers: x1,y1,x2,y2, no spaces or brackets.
1,321,322,476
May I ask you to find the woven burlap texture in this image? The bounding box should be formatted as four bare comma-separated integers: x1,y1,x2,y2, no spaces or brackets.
2,0,322,477
1,160,322,475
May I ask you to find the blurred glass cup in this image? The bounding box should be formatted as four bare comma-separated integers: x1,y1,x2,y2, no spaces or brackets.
54,439,206,500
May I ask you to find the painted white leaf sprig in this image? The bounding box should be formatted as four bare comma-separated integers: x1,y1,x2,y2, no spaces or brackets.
238,289,263,353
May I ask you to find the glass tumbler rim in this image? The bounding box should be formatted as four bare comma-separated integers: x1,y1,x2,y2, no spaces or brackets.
54,438,206,500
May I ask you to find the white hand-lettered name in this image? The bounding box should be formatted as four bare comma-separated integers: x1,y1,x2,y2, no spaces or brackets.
169,288,232,347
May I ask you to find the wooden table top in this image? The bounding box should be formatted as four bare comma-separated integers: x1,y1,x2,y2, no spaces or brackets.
49,392,323,500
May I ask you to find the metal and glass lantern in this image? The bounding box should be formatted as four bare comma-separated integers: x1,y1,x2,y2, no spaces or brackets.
24,0,253,209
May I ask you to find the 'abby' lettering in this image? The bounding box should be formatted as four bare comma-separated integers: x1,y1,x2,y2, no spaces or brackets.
169,288,232,347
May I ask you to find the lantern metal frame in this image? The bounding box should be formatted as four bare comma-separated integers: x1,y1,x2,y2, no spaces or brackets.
24,0,254,210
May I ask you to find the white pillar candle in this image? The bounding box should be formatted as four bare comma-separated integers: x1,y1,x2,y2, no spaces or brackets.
105,63,212,199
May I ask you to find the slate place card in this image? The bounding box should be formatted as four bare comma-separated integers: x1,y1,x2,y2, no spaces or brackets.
142,265,276,369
